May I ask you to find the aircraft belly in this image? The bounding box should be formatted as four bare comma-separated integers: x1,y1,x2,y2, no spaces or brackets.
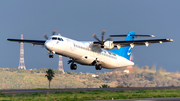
74,59,94,65
117,56,134,67
100,57,118,69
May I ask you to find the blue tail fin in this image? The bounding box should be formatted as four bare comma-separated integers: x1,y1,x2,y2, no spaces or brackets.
109,31,135,60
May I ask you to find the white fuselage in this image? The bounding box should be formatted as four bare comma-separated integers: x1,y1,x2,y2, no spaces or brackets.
45,35,134,69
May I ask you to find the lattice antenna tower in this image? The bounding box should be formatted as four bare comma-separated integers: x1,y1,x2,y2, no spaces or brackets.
18,34,26,70
58,55,64,73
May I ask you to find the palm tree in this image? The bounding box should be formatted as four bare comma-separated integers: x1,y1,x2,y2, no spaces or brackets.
45,68,55,89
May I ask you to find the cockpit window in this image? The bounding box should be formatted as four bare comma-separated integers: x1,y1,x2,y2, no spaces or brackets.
52,37,57,40
58,38,64,41
51,37,64,41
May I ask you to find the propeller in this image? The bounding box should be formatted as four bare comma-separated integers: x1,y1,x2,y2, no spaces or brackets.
43,30,57,40
93,30,112,48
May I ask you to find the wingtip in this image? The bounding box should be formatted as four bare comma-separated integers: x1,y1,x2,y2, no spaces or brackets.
167,39,173,42
170,39,173,42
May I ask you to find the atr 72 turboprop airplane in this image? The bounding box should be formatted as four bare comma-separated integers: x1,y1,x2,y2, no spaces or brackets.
7,30,173,70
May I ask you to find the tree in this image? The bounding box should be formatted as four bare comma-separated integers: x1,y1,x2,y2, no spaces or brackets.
162,69,166,72
67,70,75,75
45,68,55,89
158,67,163,72
99,84,110,88
133,65,140,73
142,66,149,71
150,66,156,71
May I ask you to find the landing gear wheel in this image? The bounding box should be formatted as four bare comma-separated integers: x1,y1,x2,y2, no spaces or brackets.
73,64,77,70
49,55,54,58
95,64,102,70
70,64,77,70
95,66,98,70
98,64,102,70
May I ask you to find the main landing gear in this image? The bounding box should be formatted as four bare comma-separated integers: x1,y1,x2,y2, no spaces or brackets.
70,64,77,70
68,59,77,70
93,58,102,70
95,64,102,70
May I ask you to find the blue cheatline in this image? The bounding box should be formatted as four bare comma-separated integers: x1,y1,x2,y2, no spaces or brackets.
109,31,135,60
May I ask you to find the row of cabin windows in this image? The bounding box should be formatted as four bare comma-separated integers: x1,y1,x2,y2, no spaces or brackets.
74,44,117,60
101,53,117,59
74,44,90,51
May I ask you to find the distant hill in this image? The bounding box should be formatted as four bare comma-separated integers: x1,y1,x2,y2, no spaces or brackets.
0,65,180,89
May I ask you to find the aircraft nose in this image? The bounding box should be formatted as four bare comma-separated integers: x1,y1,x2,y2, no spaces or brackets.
45,41,52,50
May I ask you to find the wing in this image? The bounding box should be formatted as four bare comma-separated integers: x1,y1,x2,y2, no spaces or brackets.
7,39,46,45
112,39,173,47
94,38,173,48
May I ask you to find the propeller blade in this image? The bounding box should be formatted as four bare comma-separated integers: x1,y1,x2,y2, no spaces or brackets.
101,30,106,42
43,33,48,40
52,30,57,35
93,33,101,42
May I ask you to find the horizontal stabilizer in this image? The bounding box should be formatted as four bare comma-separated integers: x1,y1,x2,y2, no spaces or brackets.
110,35,155,37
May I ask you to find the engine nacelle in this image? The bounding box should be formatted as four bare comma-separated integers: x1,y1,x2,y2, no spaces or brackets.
104,41,114,49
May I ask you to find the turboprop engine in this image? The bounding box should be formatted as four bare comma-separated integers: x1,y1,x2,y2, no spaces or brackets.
103,41,114,49
92,30,113,49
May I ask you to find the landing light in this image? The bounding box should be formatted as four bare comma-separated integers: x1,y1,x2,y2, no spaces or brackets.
145,42,149,47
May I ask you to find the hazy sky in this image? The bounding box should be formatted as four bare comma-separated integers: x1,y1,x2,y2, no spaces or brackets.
0,0,179,73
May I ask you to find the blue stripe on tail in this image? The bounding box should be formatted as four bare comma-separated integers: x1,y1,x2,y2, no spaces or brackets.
109,31,135,60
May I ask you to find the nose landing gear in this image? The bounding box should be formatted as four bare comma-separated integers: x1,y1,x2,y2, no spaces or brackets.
49,55,53,58
48,51,54,58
